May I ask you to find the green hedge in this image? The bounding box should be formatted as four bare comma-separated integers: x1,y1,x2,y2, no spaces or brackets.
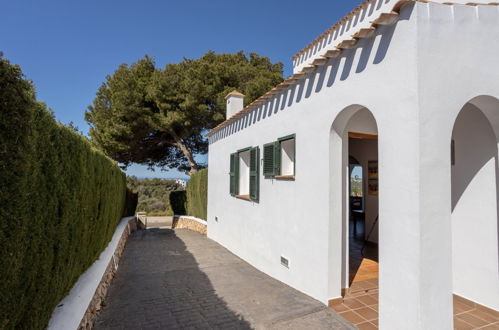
186,169,208,220
168,170,207,219
169,190,187,215
0,56,132,329
123,188,139,217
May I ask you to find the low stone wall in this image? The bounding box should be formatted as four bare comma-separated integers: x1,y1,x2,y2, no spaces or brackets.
172,216,207,235
78,218,137,329
47,217,137,330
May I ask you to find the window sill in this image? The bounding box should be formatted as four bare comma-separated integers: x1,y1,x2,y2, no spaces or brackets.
275,175,295,180
235,195,251,201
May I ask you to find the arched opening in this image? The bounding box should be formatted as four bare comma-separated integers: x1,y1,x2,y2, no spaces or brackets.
329,105,380,327
450,96,499,326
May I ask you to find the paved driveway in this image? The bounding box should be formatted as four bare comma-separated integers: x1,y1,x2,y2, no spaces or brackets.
94,228,355,330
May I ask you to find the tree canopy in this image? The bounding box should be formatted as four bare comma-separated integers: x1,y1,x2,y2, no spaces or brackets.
85,51,284,175
127,176,182,216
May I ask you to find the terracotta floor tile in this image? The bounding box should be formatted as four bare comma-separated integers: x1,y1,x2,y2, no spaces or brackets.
357,321,378,330
468,309,499,324
339,310,366,325
342,220,499,329
477,306,499,319
354,306,378,321
453,318,474,330
457,312,489,328
347,290,368,298
454,301,474,314
356,294,378,306
343,298,365,309
478,322,499,329
355,281,371,289
454,295,475,307
331,303,349,313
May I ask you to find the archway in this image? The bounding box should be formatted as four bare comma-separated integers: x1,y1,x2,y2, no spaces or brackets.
450,96,499,326
329,105,380,327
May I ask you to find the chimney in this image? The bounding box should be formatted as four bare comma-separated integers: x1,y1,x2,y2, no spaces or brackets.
225,91,245,119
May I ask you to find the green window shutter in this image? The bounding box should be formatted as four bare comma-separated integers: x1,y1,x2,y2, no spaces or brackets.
234,153,239,195
249,147,260,201
230,153,240,195
263,142,276,176
229,153,236,195
273,141,281,176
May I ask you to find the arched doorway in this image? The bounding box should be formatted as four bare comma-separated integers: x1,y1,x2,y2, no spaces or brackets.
450,96,499,327
329,105,380,328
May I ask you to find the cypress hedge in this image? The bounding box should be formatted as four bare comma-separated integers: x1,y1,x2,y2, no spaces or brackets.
0,55,133,329
123,188,139,217
185,169,208,220
169,190,187,215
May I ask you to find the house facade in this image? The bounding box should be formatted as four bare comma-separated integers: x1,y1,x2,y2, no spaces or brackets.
206,0,499,329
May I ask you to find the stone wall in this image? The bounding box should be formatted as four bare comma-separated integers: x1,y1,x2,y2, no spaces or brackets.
77,218,137,330
172,216,207,235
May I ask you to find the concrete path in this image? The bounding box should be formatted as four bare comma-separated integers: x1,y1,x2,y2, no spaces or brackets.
93,228,355,330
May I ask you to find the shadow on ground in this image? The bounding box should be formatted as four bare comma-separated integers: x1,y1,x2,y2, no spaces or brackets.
94,228,250,329
94,228,355,330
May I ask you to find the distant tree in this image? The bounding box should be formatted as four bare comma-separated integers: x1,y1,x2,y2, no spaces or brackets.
127,176,183,216
85,51,283,175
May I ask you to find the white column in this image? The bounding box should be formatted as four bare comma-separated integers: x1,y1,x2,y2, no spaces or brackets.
378,104,453,330
328,126,349,299
418,117,453,329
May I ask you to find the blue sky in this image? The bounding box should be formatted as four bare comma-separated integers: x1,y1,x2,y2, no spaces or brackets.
1,0,360,179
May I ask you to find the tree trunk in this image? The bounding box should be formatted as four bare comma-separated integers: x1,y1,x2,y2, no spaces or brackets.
172,132,199,176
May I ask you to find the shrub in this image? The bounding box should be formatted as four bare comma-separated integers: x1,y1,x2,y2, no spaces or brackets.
0,55,131,330
186,169,208,220
127,177,180,216
123,188,138,217
169,190,187,215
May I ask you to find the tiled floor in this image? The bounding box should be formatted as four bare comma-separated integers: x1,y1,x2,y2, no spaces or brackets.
331,220,499,329
332,279,379,329
348,219,379,285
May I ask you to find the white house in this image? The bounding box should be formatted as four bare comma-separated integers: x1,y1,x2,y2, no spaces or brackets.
174,179,187,188
206,0,499,328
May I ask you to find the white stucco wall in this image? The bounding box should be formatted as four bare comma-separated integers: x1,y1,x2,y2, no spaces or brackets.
415,3,499,327
292,0,495,74
451,104,499,311
208,2,499,329
209,0,419,317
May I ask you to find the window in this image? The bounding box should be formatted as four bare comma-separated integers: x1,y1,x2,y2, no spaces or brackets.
263,134,295,179
350,165,363,197
230,146,260,201
238,150,250,196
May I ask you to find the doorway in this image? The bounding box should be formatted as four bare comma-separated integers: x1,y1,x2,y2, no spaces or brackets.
347,135,379,290
329,107,380,328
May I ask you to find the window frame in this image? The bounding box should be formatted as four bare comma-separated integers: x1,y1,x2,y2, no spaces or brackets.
229,146,260,201
277,134,296,179
263,134,296,180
